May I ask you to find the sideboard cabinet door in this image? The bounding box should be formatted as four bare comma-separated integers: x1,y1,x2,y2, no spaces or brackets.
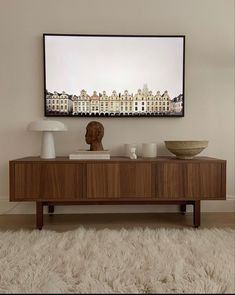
86,163,120,199
119,163,153,198
11,163,84,201
86,162,153,199
155,162,225,200
185,163,225,199
155,163,185,199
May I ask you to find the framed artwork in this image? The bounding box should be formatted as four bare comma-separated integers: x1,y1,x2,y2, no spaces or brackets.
44,34,185,117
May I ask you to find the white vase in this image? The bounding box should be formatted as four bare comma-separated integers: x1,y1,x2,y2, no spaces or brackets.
142,143,157,158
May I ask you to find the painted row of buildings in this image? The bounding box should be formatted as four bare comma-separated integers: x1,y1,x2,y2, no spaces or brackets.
45,86,183,116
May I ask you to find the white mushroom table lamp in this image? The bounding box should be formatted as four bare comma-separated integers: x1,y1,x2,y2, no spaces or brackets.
28,120,67,159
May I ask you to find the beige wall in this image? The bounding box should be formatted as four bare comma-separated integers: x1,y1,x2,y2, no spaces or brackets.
0,0,234,208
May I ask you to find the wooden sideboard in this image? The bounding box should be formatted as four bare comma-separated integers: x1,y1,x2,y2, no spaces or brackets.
9,156,226,229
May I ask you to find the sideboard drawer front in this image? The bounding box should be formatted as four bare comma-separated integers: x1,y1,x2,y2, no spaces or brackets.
120,163,153,198
13,163,84,200
86,163,120,199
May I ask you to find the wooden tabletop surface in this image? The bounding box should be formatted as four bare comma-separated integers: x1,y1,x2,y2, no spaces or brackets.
10,156,226,163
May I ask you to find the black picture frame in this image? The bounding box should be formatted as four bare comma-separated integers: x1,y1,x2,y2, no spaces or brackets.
43,34,185,118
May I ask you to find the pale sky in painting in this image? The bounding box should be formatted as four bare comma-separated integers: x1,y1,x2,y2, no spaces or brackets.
45,35,184,98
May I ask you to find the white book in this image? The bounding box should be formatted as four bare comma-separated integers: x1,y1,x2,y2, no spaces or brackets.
72,150,110,155
69,150,110,160
69,154,110,160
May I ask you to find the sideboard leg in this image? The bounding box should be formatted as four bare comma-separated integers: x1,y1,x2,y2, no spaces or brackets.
180,204,187,215
36,202,43,230
48,205,54,215
193,201,201,228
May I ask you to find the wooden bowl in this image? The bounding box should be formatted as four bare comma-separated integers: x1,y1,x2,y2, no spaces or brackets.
164,140,208,159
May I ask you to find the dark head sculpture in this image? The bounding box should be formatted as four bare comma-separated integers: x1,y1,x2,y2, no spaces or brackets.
85,121,104,151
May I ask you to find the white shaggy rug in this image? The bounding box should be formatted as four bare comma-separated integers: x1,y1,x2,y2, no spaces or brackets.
0,227,234,293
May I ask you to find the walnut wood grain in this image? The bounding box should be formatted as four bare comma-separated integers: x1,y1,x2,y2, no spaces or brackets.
11,156,226,163
13,163,84,201
14,163,41,200
86,163,120,199
198,163,223,199
120,163,153,198
221,162,226,198
10,157,226,202
155,163,185,199
9,161,15,201
86,163,153,199
155,162,225,200
9,157,226,229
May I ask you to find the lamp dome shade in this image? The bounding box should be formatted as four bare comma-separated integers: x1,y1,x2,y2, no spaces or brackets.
28,120,67,131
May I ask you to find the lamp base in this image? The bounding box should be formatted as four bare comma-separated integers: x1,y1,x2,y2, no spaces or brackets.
41,131,55,159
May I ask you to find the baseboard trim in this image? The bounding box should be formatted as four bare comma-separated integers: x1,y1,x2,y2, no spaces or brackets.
0,196,234,214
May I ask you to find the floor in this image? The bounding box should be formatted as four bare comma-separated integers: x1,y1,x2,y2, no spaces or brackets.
0,212,234,232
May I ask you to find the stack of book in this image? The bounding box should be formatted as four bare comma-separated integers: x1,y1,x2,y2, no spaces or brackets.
69,150,110,160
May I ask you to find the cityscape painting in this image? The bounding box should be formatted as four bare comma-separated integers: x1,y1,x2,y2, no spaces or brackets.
44,34,185,117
